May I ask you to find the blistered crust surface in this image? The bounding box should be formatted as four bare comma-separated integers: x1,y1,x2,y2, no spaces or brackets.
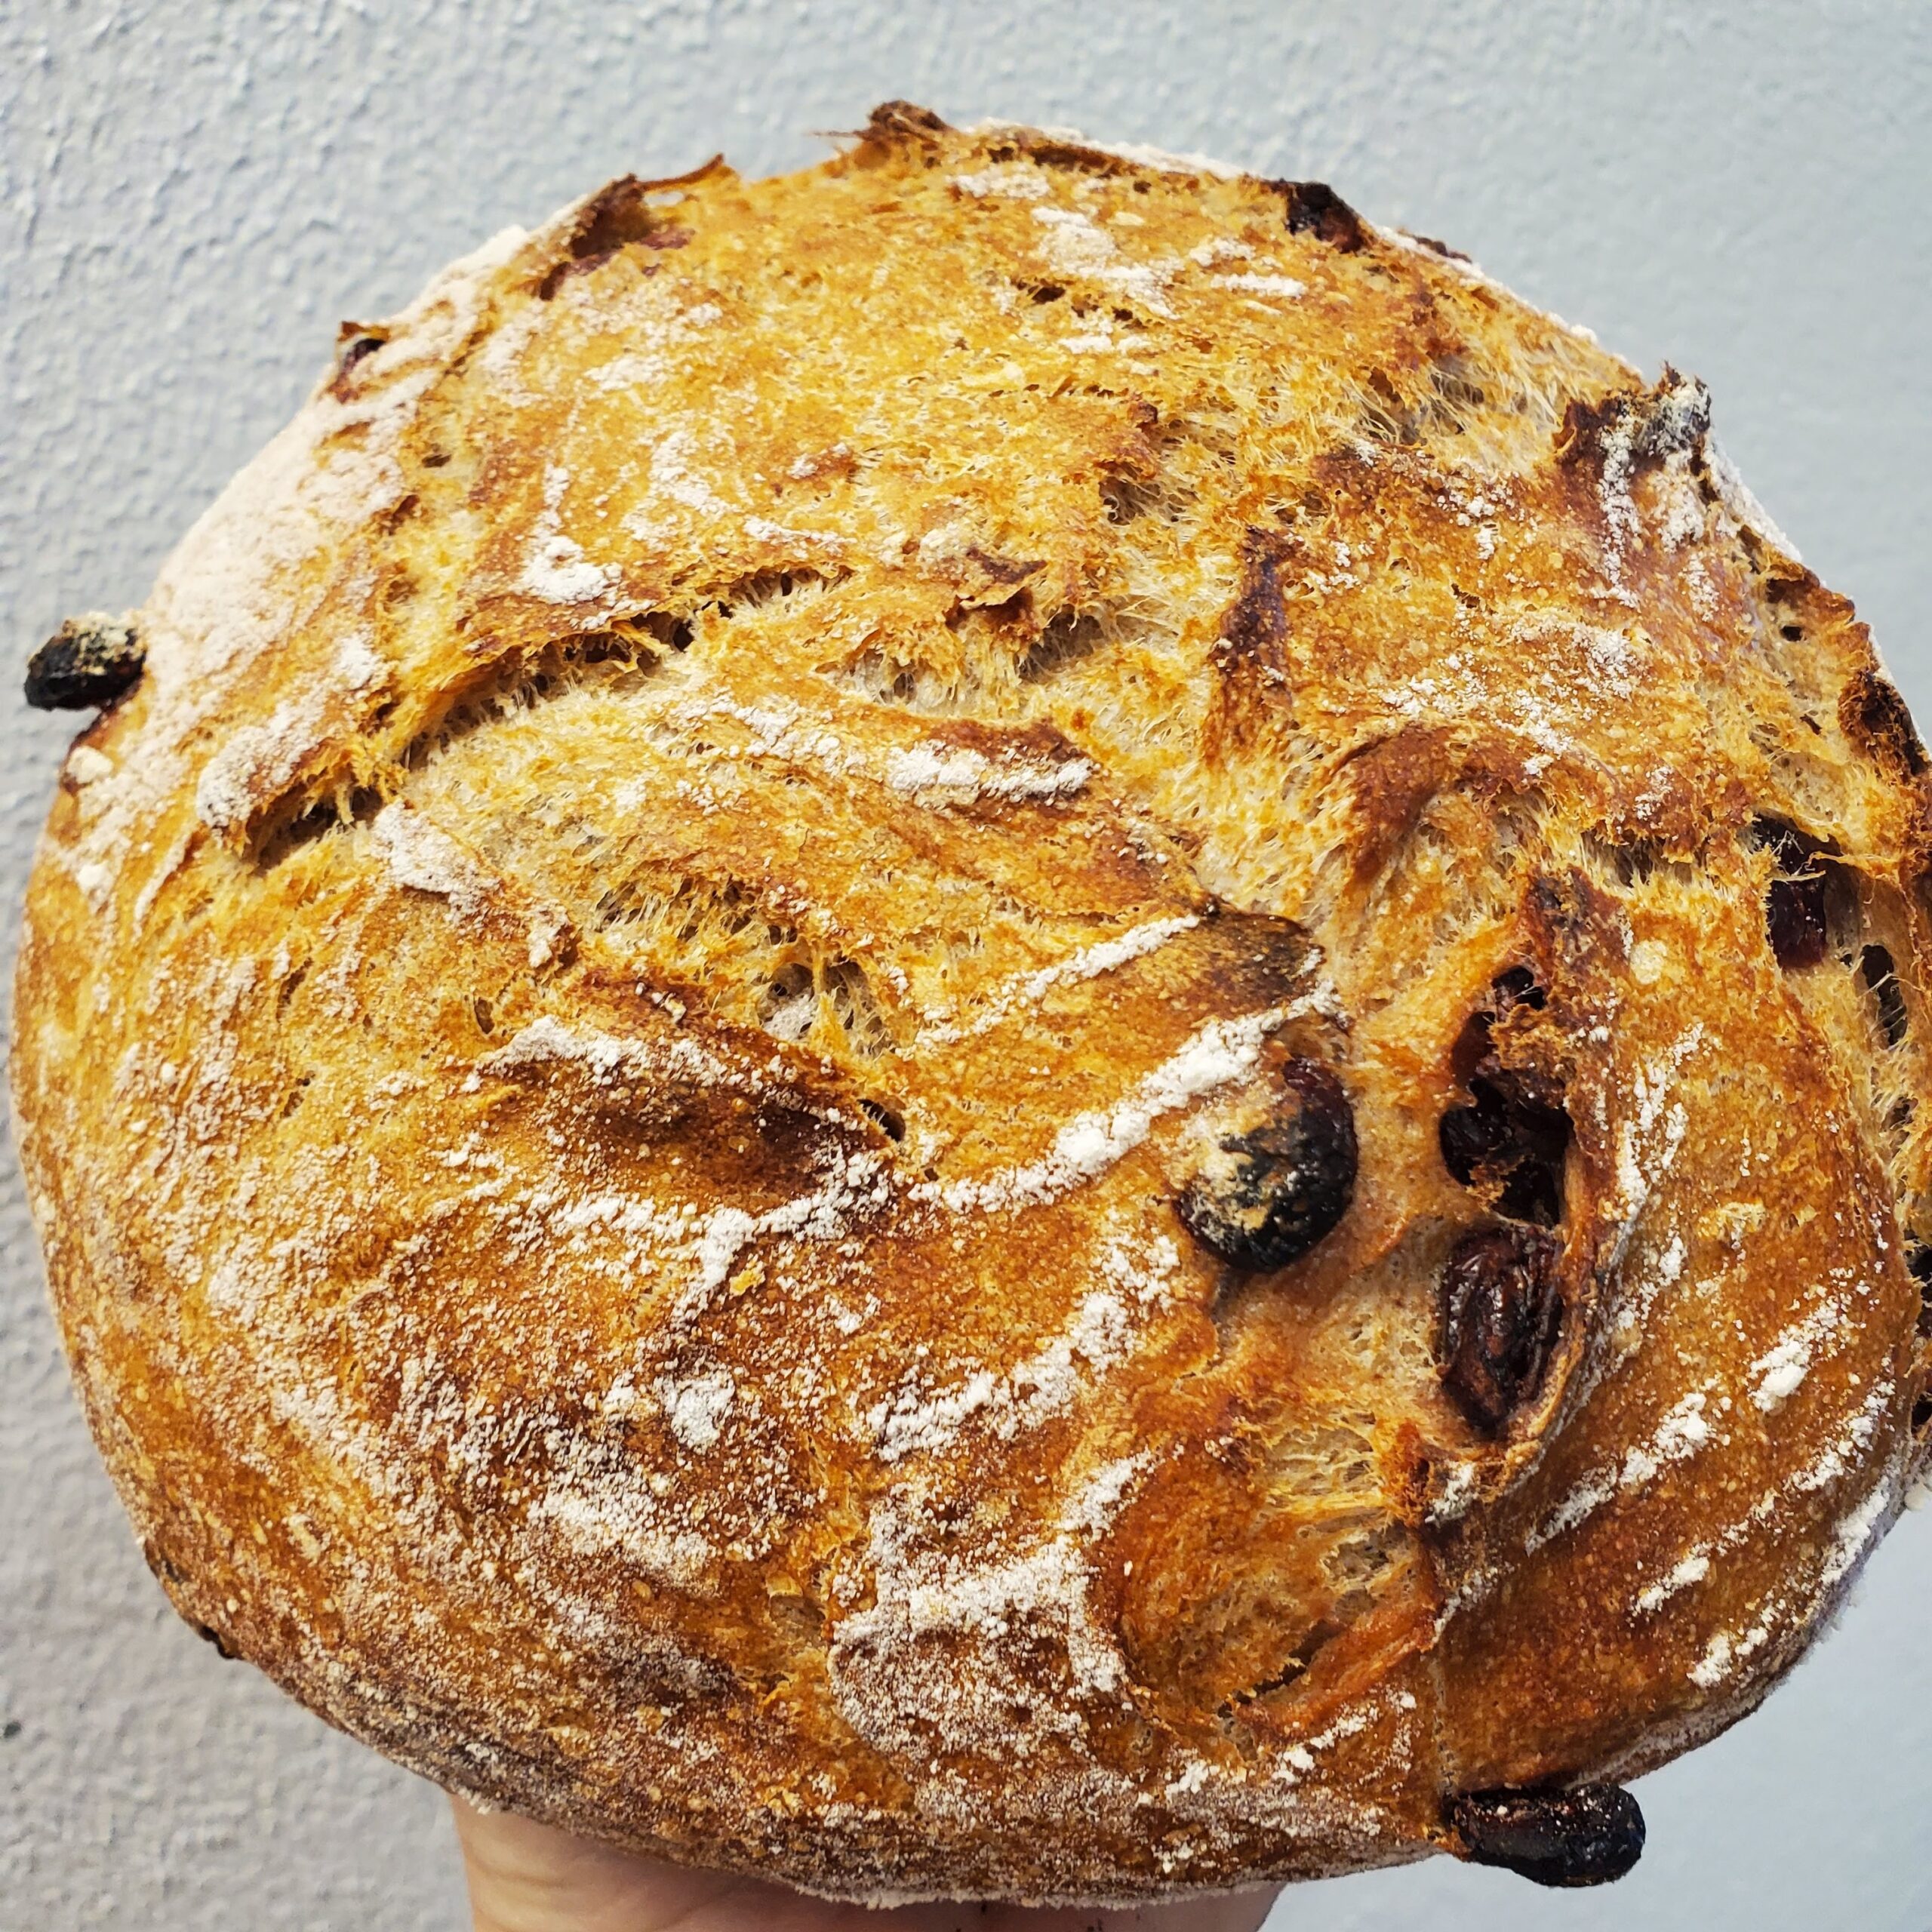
13,108,1932,1900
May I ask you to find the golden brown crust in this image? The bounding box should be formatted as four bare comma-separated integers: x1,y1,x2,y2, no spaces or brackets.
13,107,1932,1900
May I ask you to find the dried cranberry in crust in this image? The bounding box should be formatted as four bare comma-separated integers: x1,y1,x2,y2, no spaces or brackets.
1437,1225,1562,1435
1439,1069,1571,1226
24,614,144,711
1440,971,1570,1226
1451,1784,1645,1887
334,325,387,377
1755,817,1829,968
1177,1058,1356,1272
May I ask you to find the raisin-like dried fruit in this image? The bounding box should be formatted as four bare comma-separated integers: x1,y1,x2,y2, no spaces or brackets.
1451,1784,1644,1887
1441,972,1570,1226
1754,817,1829,968
333,324,388,381
1440,1069,1571,1226
1178,1058,1356,1272
24,613,145,711
1437,1225,1562,1435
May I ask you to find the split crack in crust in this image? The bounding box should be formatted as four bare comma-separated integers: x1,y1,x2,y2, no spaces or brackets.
13,101,1932,1900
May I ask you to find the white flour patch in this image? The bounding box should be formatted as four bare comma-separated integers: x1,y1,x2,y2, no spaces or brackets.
479,1013,744,1094
677,1149,894,1318
827,1454,1151,1758
1188,236,1254,268
536,1484,718,1589
1689,1629,1740,1689
1094,1220,1185,1308
1748,1300,1848,1413
1527,1386,1715,1553
918,1008,1284,1216
65,745,115,787
1709,438,1801,561
1426,1461,1483,1527
1610,1229,1687,1359
883,741,1091,805
1818,1478,1895,1593
1789,1380,1894,1495
1213,272,1306,298
1609,1024,1706,1241
623,427,736,540
949,163,1051,199
521,464,620,605
195,685,335,832
1632,1379,1897,1632
1029,206,1176,316
583,292,723,392
370,802,495,916
868,1289,1134,1463
918,915,1200,1046
965,122,1244,182
655,1369,737,1452
72,859,114,911
1635,1551,1712,1616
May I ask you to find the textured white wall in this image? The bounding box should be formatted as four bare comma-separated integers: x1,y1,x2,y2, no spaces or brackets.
3,4,1928,1927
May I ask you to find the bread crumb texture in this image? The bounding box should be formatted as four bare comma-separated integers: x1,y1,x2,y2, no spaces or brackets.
14,104,1932,1900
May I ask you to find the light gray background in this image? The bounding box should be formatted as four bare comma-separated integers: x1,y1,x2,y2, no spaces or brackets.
3,2,1928,1926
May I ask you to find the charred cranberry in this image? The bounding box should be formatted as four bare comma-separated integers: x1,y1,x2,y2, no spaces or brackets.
24,614,144,711
1451,1783,1644,1887
1178,1058,1356,1271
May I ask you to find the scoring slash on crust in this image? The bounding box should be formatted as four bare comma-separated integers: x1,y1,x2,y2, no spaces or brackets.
12,100,1932,1903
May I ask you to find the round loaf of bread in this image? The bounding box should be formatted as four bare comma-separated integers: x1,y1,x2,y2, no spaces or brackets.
15,103,1932,1901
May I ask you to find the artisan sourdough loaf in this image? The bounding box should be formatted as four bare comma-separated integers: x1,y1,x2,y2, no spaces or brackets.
15,103,1932,1900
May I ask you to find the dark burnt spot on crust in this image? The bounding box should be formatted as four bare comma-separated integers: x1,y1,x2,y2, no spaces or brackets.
537,176,699,299
1268,180,1367,252
1177,1058,1357,1272
189,1618,239,1660
1000,127,1138,177
1557,365,1711,472
1750,817,1831,968
860,100,952,148
1762,568,1860,639
1557,389,1636,462
25,613,145,711
1840,666,1928,780
140,1537,189,1589
1451,1784,1644,1887
1437,1223,1563,1435
1214,528,1297,668
1404,231,1472,263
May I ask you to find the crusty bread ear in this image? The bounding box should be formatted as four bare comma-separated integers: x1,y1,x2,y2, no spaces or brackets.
13,103,1929,1902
